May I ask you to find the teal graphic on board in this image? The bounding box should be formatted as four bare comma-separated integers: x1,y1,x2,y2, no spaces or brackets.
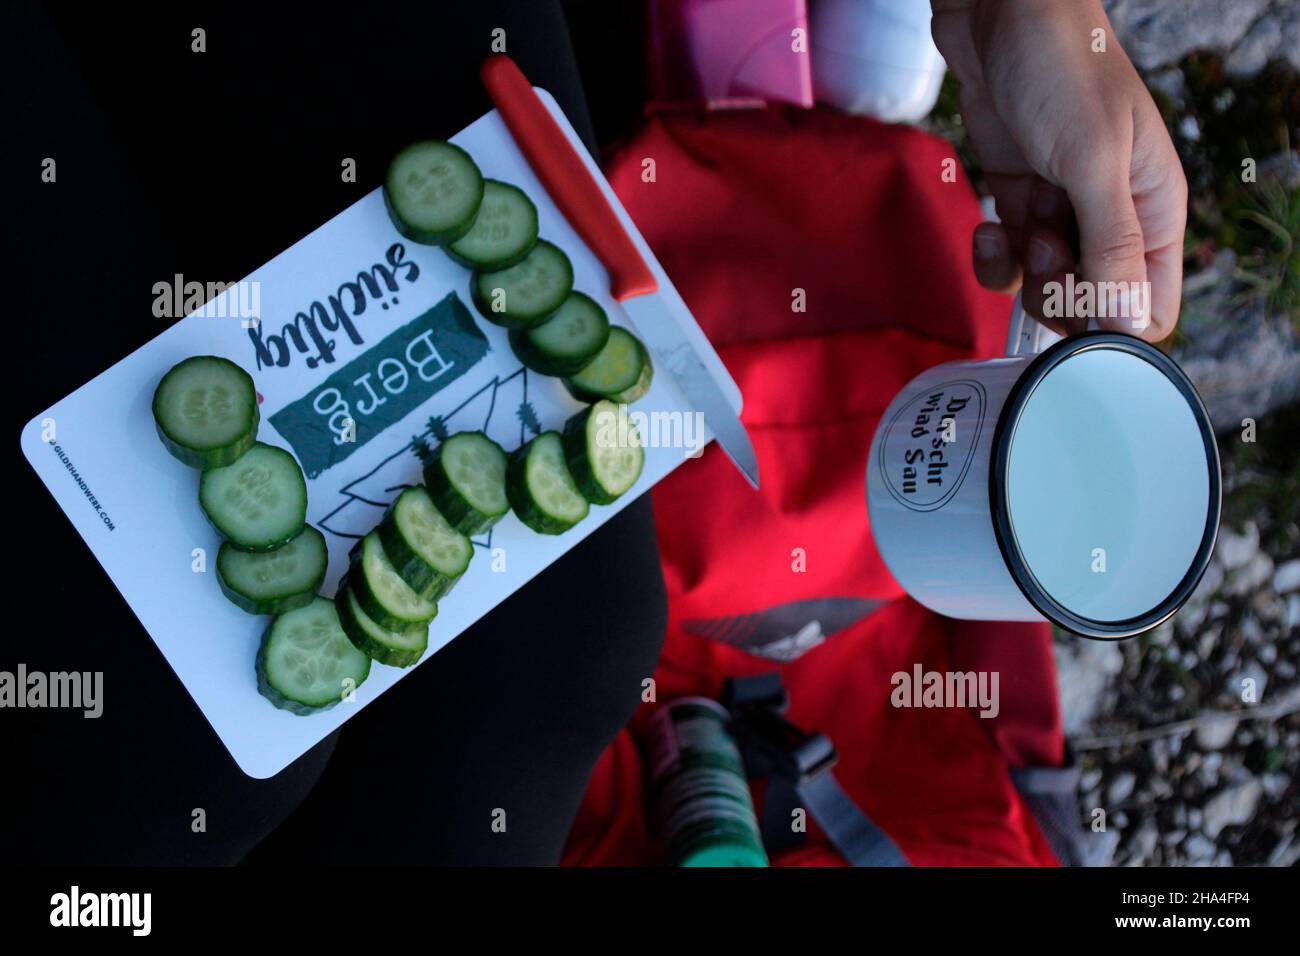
270,292,489,478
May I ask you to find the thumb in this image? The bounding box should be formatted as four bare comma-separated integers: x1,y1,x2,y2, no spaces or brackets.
1065,173,1152,334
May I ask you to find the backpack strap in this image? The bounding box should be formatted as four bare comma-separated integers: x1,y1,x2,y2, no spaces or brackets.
723,673,909,867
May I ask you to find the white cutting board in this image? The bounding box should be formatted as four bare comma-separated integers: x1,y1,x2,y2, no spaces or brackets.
20,89,741,779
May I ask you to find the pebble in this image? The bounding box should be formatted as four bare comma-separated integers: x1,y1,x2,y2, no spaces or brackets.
1215,523,1258,571
1164,828,1187,845
1195,713,1239,750
1189,808,1204,830
1260,643,1277,664
1226,661,1268,703
1261,773,1288,800
1225,553,1275,597
1203,752,1224,776
1273,559,1300,594
1191,558,1225,600
1085,828,1121,868
1108,772,1137,804
1131,823,1159,860
1251,590,1286,623
1287,594,1300,630
1080,768,1102,792
1184,834,1216,862
1238,614,1262,643
1203,778,1262,838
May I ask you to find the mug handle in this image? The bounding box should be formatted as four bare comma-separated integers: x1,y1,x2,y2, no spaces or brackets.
1004,291,1103,357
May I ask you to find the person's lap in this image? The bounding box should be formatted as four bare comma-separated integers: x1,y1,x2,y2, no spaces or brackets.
11,1,665,866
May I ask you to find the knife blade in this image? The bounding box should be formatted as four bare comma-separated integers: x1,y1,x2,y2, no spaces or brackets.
480,54,759,489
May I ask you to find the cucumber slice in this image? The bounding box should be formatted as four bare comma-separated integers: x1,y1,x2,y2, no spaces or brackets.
199,442,307,551
256,597,371,715
335,577,430,668
349,530,438,629
446,180,539,271
153,356,259,469
563,327,654,404
508,291,611,376
470,240,574,329
377,487,472,600
217,525,327,615
383,140,484,245
422,431,509,534
506,431,589,535
561,400,646,505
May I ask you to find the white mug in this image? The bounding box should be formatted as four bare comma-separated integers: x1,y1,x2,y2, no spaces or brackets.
866,296,1220,639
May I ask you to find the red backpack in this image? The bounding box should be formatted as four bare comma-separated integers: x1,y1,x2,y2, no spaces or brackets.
563,105,1075,867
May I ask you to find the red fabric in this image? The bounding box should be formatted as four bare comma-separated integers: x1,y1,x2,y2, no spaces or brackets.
562,105,1064,867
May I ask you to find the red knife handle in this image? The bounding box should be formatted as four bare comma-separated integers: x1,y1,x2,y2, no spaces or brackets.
480,54,658,301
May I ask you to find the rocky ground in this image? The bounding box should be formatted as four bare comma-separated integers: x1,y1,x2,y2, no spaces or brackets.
929,1,1299,866
1056,405,1300,865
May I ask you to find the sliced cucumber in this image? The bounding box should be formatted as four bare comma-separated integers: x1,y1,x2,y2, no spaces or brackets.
217,525,327,615
377,487,472,600
446,179,539,271
470,240,573,329
508,291,611,376
335,577,430,668
199,442,307,551
563,326,654,404
153,356,259,469
422,431,509,535
349,530,438,630
256,597,371,715
383,140,484,245
561,400,646,505
506,431,589,535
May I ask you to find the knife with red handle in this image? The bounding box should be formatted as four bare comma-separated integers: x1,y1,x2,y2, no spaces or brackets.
480,53,759,489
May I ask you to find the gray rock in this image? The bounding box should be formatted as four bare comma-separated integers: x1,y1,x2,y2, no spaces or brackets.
1109,772,1138,804
1195,712,1239,750
1164,828,1187,845
1101,0,1274,72
1239,614,1263,643
1202,752,1224,776
1183,833,1217,862
1215,524,1259,572
1131,822,1160,861
1287,594,1300,630
1081,768,1103,792
1273,559,1300,595
1084,827,1122,868
1227,661,1269,703
1203,778,1263,837
1224,7,1283,75
1260,642,1278,664
1262,773,1289,799
1225,553,1275,597
1056,637,1124,736
1174,277,1300,435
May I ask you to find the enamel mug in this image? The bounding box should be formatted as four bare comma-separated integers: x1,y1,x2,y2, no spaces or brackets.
866,297,1221,639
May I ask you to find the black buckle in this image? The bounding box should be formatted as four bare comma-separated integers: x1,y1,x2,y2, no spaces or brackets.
722,673,837,787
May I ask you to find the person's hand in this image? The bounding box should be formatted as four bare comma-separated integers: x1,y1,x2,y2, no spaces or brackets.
931,0,1187,341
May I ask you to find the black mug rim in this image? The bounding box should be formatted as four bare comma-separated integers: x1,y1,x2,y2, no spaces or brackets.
988,331,1222,640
